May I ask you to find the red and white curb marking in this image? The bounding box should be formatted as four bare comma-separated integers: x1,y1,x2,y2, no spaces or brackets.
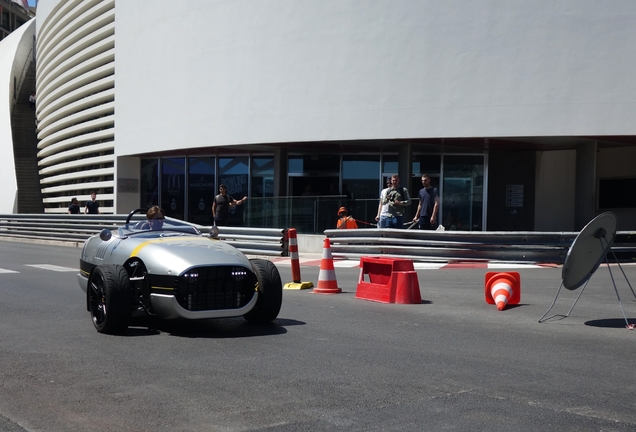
269,257,557,270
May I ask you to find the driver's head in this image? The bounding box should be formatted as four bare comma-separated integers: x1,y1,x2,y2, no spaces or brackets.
146,206,165,230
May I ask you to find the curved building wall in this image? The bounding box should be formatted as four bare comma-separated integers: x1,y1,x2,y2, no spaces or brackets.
0,19,35,213
114,0,636,156
36,0,115,213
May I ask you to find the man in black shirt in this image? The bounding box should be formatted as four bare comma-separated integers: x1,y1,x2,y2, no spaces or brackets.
212,184,247,226
84,191,99,214
413,175,439,230
68,198,81,214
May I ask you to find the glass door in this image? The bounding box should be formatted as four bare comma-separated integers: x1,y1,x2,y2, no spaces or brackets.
161,157,185,220
442,155,484,231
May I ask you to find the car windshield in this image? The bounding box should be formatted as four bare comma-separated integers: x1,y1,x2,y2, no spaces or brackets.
120,217,201,236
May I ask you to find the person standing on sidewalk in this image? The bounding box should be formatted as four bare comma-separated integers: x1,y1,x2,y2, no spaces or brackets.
212,184,247,226
84,191,99,214
413,174,439,230
68,198,81,214
336,207,358,229
375,177,391,228
380,175,411,228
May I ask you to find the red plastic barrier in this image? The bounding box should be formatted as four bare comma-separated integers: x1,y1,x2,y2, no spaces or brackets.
356,257,421,304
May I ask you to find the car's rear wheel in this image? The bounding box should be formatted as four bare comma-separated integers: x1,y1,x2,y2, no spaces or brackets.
88,265,132,334
244,259,283,323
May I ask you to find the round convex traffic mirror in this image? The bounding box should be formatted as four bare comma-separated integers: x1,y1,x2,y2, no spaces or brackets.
99,229,112,242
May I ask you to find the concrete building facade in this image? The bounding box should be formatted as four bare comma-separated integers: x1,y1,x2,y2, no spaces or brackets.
4,0,636,231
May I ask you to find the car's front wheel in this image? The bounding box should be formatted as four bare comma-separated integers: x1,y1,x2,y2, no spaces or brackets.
244,259,283,323
88,265,132,334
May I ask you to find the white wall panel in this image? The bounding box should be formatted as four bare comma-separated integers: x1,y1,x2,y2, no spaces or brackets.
114,0,636,156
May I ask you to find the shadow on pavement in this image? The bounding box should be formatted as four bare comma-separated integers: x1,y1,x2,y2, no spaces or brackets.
584,318,636,328
123,316,306,338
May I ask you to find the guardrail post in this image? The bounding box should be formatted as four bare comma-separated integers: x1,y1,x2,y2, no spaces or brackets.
282,228,289,257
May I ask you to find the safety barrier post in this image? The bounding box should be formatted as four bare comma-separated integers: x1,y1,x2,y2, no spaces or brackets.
283,228,314,290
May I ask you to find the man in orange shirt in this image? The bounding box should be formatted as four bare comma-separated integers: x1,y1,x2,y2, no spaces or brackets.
336,207,358,229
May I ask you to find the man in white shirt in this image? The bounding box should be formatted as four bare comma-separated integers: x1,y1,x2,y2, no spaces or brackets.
375,178,391,228
378,175,411,228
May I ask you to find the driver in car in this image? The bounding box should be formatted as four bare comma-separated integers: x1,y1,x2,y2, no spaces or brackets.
146,206,165,230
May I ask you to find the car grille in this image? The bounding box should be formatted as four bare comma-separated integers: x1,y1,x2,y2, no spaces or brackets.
175,266,257,311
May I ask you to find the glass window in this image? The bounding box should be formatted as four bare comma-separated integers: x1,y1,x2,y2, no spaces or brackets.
219,156,249,226
140,158,158,208
249,156,275,228
442,155,484,231
188,157,215,225
288,157,303,174
343,156,380,199
288,155,340,174
161,158,185,220
382,156,398,175
287,154,340,233
413,155,441,176
599,178,636,208
342,155,381,232
251,157,274,197
411,155,442,200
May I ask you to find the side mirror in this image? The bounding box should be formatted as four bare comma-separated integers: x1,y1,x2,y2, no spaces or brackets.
99,229,112,242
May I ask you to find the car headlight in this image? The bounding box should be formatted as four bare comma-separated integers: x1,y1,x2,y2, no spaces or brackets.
183,270,199,283
231,267,247,282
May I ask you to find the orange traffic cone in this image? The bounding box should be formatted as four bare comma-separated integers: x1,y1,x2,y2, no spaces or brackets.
313,238,341,294
485,272,521,311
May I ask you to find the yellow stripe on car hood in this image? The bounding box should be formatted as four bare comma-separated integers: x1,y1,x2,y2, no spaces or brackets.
130,236,212,257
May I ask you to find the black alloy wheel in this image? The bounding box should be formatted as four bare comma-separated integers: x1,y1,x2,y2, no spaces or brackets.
244,259,283,323
88,265,133,334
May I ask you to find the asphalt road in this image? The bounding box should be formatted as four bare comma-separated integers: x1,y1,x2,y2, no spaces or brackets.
1,240,636,431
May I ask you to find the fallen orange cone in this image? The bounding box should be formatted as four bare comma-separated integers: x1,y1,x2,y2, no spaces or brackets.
485,272,520,311
313,238,341,294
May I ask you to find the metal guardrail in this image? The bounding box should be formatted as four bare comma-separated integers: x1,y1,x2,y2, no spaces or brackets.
2,214,635,263
325,228,636,264
0,214,288,257
202,226,288,257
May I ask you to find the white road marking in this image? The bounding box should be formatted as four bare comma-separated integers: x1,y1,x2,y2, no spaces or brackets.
487,263,543,269
25,264,77,272
414,263,448,270
0,268,19,274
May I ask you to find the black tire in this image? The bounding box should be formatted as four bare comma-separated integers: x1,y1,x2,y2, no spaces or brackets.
244,259,283,323
88,265,133,334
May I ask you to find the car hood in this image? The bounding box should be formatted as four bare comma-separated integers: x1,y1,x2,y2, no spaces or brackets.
85,233,253,276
